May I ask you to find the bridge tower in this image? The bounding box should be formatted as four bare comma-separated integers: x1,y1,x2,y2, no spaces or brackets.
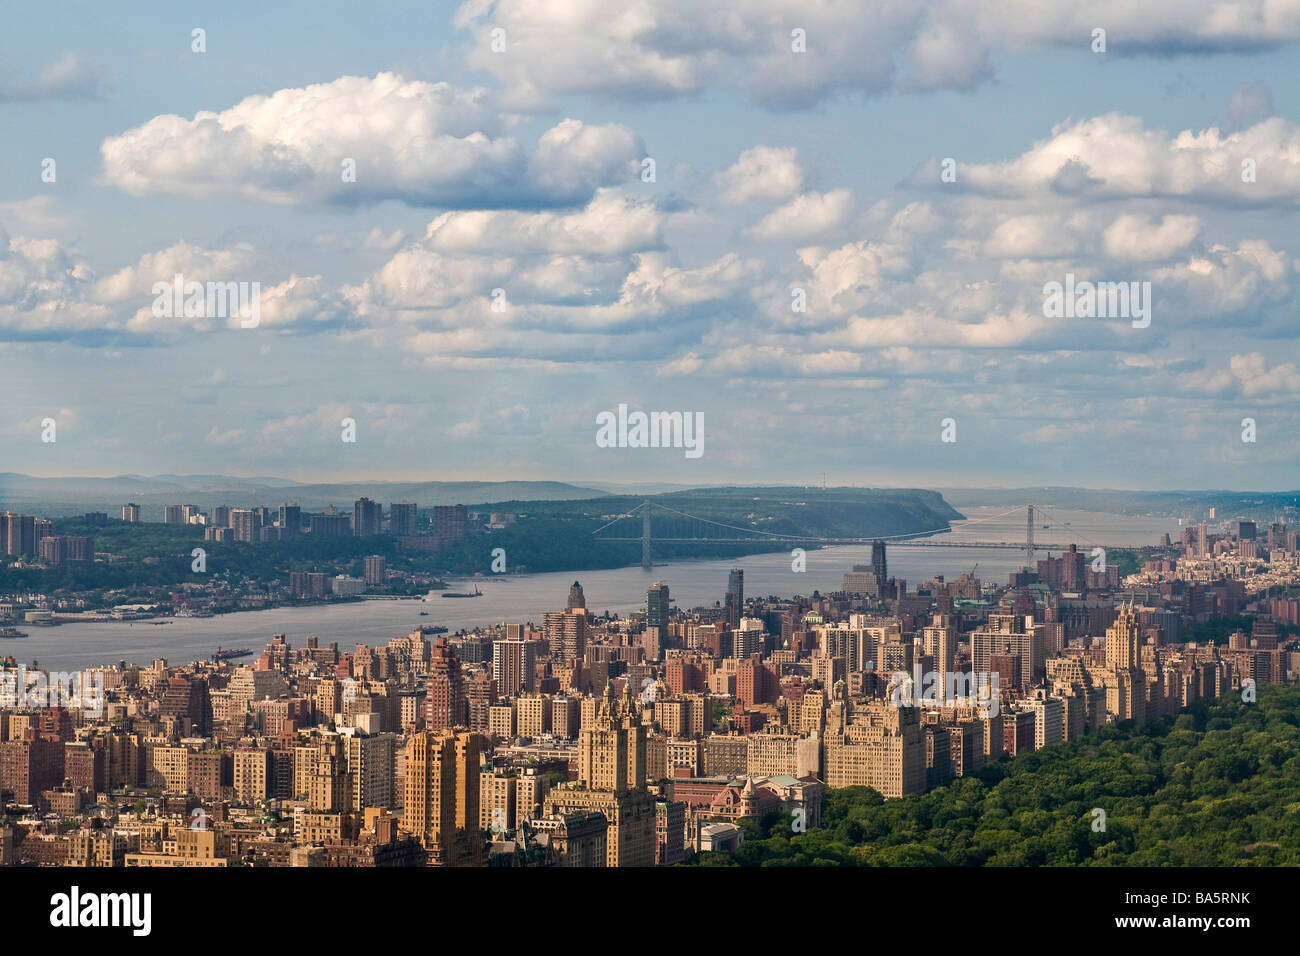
1025,505,1035,570
641,501,652,571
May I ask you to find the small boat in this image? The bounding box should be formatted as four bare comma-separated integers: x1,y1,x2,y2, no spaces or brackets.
440,586,483,598
419,611,429,616
0,627,28,640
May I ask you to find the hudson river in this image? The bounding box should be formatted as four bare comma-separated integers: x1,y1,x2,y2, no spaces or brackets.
16,507,1183,671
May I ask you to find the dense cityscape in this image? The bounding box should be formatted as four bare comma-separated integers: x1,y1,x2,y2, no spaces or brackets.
0,497,1296,868
6,0,1300,933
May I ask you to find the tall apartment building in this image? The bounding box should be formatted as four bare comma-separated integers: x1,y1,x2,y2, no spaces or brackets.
310,513,352,536
970,612,1047,688
480,771,517,832
871,540,887,592
425,638,466,730
432,505,468,544
823,700,926,797
725,569,743,627
1104,600,1147,722
159,675,211,735
121,503,141,523
353,498,382,537
923,615,957,681
39,535,93,566
402,731,482,866
542,608,589,665
305,736,353,813
842,565,881,598
551,696,580,739
1028,690,1065,749
0,732,64,804
493,637,537,698
0,513,36,557
465,674,497,734
388,502,417,536
277,503,302,536
343,730,397,812
516,694,552,738
150,745,189,793
233,748,271,803
229,509,262,544
364,554,387,586
647,582,670,631
546,684,655,867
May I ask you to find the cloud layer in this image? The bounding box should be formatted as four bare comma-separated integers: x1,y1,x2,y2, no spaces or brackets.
101,73,644,208
455,0,1300,107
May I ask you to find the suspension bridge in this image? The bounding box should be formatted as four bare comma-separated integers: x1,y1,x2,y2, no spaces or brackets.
592,502,1124,571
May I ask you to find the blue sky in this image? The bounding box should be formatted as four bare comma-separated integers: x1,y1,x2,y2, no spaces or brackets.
2,0,1299,490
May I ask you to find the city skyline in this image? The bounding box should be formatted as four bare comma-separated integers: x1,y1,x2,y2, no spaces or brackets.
2,2,1300,488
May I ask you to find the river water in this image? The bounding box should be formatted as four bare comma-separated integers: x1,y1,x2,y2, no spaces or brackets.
14,507,1182,670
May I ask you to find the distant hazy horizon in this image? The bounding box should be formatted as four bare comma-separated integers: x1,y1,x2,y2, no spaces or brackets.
3,471,1299,495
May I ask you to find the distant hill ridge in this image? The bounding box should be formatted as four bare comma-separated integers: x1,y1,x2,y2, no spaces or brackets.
0,474,608,516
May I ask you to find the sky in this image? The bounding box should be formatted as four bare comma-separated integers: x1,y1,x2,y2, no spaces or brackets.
1,0,1299,491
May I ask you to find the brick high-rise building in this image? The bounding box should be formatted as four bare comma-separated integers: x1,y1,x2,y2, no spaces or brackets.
187,751,225,801
64,741,107,795
364,555,387,586
737,653,778,708
425,638,466,731
159,675,211,735
0,730,64,805
542,608,589,665
432,505,468,544
465,673,497,734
